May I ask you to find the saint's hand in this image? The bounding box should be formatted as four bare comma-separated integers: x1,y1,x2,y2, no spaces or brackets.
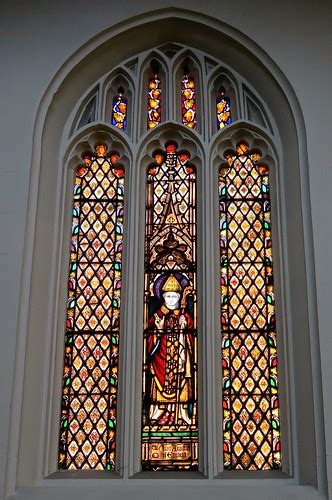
179,315,187,329
154,315,165,330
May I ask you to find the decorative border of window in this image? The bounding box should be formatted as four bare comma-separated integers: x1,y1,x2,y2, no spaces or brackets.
66,45,276,143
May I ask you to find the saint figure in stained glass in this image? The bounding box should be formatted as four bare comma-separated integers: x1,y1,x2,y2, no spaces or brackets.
147,273,194,426
142,143,198,471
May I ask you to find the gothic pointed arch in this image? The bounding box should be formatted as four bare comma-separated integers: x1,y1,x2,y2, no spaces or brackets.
9,8,325,500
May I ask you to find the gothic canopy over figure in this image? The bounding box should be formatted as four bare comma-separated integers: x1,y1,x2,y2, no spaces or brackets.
142,142,198,470
147,273,194,427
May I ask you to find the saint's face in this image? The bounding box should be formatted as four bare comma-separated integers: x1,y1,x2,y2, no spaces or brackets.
163,291,180,309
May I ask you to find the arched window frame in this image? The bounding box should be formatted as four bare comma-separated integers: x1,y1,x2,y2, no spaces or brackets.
7,10,325,500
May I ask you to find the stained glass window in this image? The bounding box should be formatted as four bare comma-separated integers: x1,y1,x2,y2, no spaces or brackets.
147,75,161,129
58,144,125,470
111,86,127,130
219,142,281,470
141,142,198,470
216,87,232,129
181,73,197,129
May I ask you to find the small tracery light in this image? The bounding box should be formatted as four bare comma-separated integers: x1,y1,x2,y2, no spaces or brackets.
112,86,127,130
147,74,162,129
216,86,232,129
181,67,197,129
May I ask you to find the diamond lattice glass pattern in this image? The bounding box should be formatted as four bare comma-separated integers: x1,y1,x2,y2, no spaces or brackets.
141,143,198,470
59,145,124,470
220,143,281,470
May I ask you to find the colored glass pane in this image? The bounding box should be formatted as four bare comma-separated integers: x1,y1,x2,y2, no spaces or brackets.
147,75,161,129
216,88,232,129
219,143,281,470
142,143,198,470
111,90,127,130
58,144,125,470
181,75,196,129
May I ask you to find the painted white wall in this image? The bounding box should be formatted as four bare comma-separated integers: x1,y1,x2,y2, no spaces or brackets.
1,1,331,498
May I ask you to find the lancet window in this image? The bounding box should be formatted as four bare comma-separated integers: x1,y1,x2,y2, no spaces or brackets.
141,143,198,470
216,87,232,129
181,72,197,129
147,75,162,129
59,145,125,470
220,143,281,470
111,87,127,130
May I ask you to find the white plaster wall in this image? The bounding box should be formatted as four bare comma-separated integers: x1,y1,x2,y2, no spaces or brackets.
0,0,331,498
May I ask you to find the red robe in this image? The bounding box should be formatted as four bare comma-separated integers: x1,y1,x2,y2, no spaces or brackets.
147,305,194,401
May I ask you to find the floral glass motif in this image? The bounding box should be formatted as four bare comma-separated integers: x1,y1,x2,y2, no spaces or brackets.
147,75,161,129
219,143,281,470
111,87,127,130
216,87,232,129
181,74,196,129
142,142,198,470
59,144,125,470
